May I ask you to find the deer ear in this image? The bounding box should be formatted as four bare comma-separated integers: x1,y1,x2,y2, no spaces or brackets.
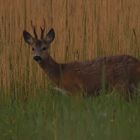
45,28,55,43
23,30,34,45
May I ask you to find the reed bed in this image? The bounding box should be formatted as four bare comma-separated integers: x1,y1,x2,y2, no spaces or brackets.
0,0,140,96
0,1,140,139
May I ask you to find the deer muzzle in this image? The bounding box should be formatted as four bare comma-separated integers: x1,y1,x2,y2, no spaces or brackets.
33,56,42,62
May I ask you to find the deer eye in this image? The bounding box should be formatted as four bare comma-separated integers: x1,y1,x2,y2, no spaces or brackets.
32,48,34,51
42,47,46,51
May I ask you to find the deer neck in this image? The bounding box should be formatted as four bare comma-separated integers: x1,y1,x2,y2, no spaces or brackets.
38,55,62,85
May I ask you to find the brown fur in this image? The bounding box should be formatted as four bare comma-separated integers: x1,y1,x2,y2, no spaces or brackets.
23,27,140,100
39,54,140,99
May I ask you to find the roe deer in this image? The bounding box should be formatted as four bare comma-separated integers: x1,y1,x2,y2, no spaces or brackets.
23,23,140,100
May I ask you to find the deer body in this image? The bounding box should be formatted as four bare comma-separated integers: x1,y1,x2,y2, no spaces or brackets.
38,54,140,96
23,25,140,99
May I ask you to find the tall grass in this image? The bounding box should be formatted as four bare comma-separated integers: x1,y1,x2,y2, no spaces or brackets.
0,1,140,139
0,89,140,140
0,0,140,95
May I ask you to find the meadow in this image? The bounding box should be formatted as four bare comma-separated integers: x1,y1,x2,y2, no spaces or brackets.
0,0,140,139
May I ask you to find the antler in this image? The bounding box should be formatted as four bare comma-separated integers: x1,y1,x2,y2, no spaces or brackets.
40,19,46,39
31,20,38,39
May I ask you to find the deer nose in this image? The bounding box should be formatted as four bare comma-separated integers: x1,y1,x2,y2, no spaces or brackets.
33,56,42,61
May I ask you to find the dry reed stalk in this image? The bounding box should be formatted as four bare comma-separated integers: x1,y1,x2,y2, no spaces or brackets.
0,0,139,95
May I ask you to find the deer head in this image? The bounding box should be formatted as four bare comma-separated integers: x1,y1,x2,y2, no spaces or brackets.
23,21,55,63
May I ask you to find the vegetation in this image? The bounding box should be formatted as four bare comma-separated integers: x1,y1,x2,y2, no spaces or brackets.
0,0,140,139
0,89,140,140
